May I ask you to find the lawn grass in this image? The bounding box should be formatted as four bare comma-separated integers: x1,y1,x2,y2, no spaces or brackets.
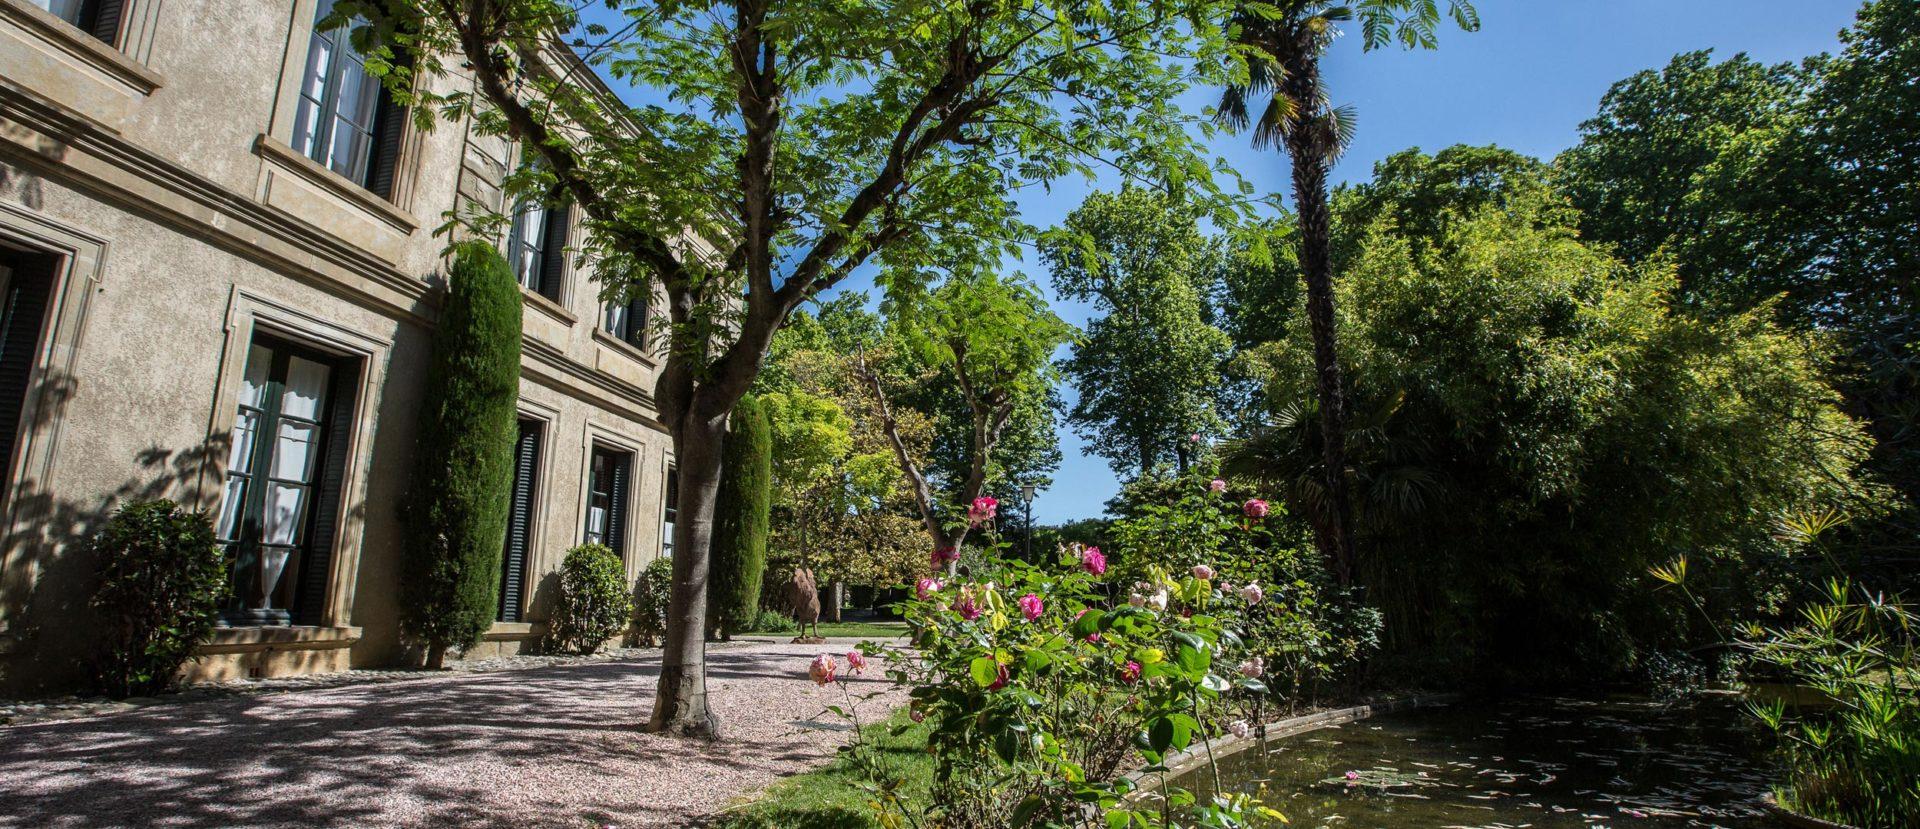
742,620,911,639
714,708,934,829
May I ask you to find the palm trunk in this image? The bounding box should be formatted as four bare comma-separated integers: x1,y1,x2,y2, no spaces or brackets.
1285,131,1357,587
648,414,725,738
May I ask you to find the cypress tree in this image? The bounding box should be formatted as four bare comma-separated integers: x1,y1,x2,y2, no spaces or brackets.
708,394,771,640
401,241,523,668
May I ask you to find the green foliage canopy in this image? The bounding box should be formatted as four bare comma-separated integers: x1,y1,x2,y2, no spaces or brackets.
1230,148,1880,683
1044,187,1232,478
89,500,224,698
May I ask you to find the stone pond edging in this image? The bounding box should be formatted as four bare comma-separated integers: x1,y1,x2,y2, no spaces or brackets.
1120,693,1460,800
1762,794,1863,829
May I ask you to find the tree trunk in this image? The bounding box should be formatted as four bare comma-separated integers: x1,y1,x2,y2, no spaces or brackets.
648,414,726,738
825,581,844,622
425,643,447,671
1286,138,1356,587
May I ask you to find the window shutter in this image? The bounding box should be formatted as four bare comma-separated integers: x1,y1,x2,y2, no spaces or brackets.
292,359,360,626
0,254,55,488
537,203,569,302
498,421,541,622
86,0,125,46
365,89,407,198
623,296,648,348
606,453,630,560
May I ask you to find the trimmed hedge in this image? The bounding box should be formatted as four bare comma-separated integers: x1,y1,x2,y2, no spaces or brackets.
709,394,772,640
399,240,524,668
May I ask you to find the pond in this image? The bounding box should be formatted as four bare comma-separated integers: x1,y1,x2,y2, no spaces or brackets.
1164,696,1779,828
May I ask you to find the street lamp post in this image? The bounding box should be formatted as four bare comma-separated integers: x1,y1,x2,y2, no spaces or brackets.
1021,484,1038,562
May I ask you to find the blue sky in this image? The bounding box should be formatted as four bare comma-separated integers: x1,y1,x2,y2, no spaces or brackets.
585,1,1865,524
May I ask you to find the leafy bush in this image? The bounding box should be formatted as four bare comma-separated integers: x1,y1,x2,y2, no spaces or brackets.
400,240,523,668
547,544,632,654
876,535,1281,828
90,500,225,698
1230,147,1882,684
629,556,673,648
1749,580,1920,829
710,394,772,640
745,607,797,634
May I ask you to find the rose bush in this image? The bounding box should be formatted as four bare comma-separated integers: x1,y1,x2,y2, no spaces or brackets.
876,544,1280,828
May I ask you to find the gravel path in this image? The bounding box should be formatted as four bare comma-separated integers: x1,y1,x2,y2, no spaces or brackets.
0,639,905,828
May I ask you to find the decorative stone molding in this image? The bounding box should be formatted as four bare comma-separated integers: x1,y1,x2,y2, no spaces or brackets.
252,134,421,235
0,0,164,98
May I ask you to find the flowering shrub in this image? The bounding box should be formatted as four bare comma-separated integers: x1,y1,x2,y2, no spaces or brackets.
880,544,1279,828
1107,476,1380,703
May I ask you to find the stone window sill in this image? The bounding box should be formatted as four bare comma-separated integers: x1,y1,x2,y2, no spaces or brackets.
483,622,541,641
0,0,164,96
592,327,658,368
522,286,576,326
199,625,363,655
252,134,419,234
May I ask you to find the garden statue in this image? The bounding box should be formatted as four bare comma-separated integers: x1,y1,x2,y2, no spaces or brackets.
787,568,823,643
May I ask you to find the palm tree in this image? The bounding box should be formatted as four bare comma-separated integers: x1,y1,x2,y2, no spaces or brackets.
1217,1,1477,585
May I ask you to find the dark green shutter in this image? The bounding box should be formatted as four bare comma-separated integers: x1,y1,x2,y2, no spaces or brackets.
498,420,541,622
606,453,629,560
0,252,55,490
537,203,569,302
364,50,412,198
292,358,360,626
623,296,648,348
84,0,125,45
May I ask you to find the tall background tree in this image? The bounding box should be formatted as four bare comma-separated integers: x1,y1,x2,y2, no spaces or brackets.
707,394,771,641
861,271,1072,558
1553,1,1919,581
1216,0,1479,584
400,242,523,670
347,0,1248,735
1043,187,1230,478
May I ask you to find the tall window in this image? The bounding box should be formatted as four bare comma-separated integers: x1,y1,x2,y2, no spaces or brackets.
498,419,542,623
506,194,568,301
30,0,123,45
603,292,648,349
583,445,631,559
661,465,678,558
291,0,407,196
216,337,356,626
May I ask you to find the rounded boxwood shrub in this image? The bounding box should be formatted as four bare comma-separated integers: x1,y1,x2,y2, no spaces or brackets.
90,499,225,698
546,544,632,655
631,557,674,647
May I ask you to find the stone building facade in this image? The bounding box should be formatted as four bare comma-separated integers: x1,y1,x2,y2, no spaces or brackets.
0,0,679,692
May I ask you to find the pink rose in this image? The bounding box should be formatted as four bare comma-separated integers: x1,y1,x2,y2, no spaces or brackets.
1119,660,1143,685
1018,593,1044,622
931,546,959,570
967,496,998,526
915,576,943,600
1228,720,1250,738
1080,546,1107,575
1191,564,1216,581
846,650,867,674
1189,432,1203,443
954,586,983,621
1240,582,1264,604
1242,498,1270,519
808,653,837,686
987,662,1010,691
1237,656,1264,678
1210,479,1227,493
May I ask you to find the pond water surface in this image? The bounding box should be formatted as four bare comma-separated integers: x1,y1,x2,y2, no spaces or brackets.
1167,696,1778,829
